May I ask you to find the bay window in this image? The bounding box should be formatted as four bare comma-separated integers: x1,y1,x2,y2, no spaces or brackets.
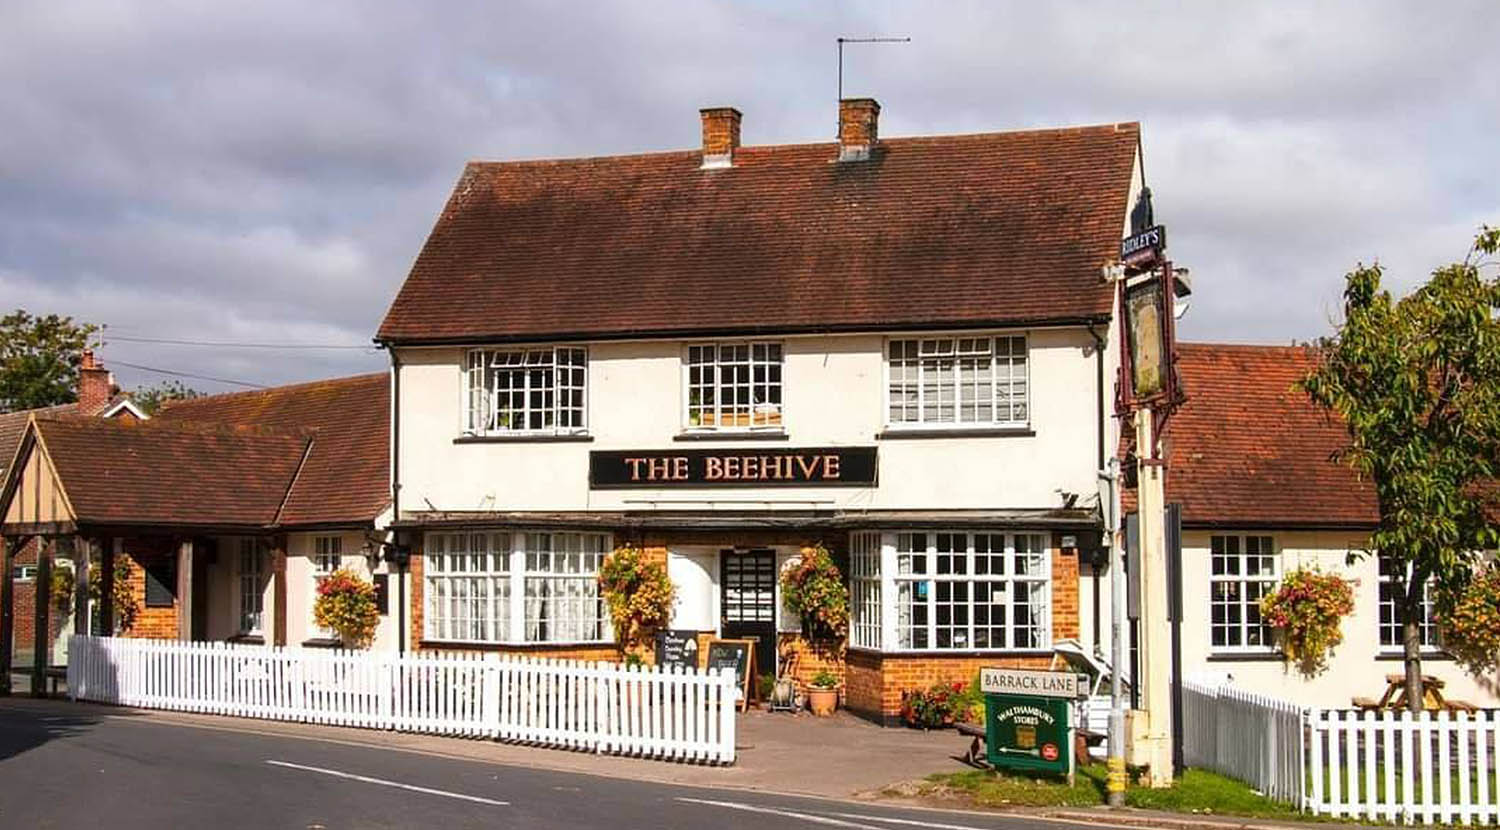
465,347,587,436
423,531,611,645
685,342,783,430
887,335,1028,427
851,530,1051,652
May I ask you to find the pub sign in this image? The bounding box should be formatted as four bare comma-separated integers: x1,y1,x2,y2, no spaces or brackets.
589,447,878,488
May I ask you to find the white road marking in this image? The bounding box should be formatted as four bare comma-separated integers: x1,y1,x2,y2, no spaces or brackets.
675,797,886,828
266,760,509,806
830,812,997,830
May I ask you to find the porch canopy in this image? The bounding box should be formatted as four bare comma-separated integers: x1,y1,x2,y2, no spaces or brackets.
0,373,391,696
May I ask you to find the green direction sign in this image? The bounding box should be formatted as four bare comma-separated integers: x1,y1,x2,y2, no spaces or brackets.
984,693,1071,775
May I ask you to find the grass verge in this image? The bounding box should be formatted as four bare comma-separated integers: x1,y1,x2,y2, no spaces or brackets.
903,765,1311,822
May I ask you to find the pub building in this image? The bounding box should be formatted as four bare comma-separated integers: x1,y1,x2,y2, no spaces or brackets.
376,99,1142,722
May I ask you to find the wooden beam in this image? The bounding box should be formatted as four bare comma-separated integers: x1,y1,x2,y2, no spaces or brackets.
176,539,193,641
99,538,116,635
271,538,287,647
32,538,52,697
0,536,15,696
72,537,90,636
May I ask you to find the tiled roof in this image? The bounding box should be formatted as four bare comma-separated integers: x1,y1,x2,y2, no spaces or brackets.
1,404,75,479
34,416,309,529
1126,343,1378,528
156,373,390,527
377,123,1140,343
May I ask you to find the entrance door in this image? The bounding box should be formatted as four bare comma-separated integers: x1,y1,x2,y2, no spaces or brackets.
720,548,777,681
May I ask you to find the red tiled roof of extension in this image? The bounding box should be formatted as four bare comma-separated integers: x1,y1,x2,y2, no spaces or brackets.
377,123,1140,343
34,416,309,529
1,404,75,478
1126,343,1379,529
156,372,389,527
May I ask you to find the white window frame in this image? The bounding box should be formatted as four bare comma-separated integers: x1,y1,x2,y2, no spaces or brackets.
849,530,1051,653
682,341,784,432
236,538,265,635
463,346,588,437
884,333,1029,429
1208,534,1278,653
1378,554,1438,653
423,530,613,646
311,536,343,638
849,531,882,650
424,531,511,643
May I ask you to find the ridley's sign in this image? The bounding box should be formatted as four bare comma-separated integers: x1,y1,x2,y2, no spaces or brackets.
979,668,1088,699
589,447,878,488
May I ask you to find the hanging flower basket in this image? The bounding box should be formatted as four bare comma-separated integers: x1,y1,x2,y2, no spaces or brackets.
598,546,675,656
1259,567,1355,676
313,569,380,649
1435,567,1500,674
779,544,849,642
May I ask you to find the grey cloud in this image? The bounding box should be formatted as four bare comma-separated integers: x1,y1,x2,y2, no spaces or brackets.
1,0,1496,392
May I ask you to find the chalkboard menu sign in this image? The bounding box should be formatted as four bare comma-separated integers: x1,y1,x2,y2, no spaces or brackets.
705,638,756,709
655,629,701,670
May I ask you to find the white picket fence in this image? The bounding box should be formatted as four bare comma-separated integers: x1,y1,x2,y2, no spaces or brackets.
1182,680,1306,804
1308,708,1500,825
66,635,736,764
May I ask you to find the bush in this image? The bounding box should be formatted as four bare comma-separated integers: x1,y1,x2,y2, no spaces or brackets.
1259,567,1354,675
900,681,967,729
779,544,849,641
313,569,380,648
598,546,676,653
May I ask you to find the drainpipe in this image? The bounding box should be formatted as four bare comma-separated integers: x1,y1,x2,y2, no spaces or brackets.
1087,322,1107,652
389,347,405,654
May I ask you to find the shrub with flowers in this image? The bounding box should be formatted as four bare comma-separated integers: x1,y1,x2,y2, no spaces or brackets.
598,546,676,653
1435,567,1500,674
49,555,138,634
313,569,380,648
1259,567,1355,675
779,544,849,642
900,681,967,729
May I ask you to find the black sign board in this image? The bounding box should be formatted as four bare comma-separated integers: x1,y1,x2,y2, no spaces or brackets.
373,574,390,615
704,638,756,709
1120,224,1166,271
144,557,176,608
590,447,877,488
655,629,701,670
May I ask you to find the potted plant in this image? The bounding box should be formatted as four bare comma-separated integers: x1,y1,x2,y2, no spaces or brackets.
806,669,839,716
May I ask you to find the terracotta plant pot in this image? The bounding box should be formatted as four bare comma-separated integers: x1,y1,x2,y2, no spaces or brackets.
807,686,838,717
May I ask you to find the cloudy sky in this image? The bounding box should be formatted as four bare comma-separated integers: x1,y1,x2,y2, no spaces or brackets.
3,0,1496,392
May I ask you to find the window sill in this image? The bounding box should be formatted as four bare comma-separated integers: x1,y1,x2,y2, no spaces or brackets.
227,634,265,646
877,427,1035,440
1375,651,1453,662
301,637,343,649
453,433,593,444
418,639,615,651
849,646,1054,658
673,431,789,442
1207,651,1284,663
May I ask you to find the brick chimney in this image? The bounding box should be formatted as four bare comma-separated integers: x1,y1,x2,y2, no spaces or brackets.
838,98,880,162
77,349,114,415
700,107,742,169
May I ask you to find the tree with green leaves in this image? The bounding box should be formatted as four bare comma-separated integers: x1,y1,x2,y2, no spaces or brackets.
0,310,98,413
130,379,202,415
1303,227,1500,711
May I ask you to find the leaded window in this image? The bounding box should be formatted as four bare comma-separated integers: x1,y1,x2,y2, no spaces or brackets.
892,531,1049,651
237,539,264,634
849,532,882,650
685,342,783,430
465,347,587,435
887,335,1028,427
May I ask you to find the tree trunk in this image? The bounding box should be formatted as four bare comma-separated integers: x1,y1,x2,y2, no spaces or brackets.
1402,579,1424,713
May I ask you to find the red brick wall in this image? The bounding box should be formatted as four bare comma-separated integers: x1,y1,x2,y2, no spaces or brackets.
10,538,67,657
119,538,179,640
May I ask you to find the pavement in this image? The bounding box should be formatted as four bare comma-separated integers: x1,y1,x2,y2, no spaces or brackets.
0,697,1357,829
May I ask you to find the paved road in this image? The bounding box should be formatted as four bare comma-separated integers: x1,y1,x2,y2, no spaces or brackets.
0,703,1118,830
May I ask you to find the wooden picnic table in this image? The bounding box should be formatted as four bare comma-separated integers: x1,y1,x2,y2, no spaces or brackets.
1352,673,1477,713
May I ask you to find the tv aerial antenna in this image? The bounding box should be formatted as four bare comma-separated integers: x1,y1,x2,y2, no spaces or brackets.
837,36,910,102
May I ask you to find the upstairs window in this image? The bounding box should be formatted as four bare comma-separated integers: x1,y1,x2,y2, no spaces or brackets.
685,342,783,430
466,347,587,436
887,335,1028,427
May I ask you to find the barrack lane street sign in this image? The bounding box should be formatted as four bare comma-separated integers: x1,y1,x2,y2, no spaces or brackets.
980,668,1087,699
